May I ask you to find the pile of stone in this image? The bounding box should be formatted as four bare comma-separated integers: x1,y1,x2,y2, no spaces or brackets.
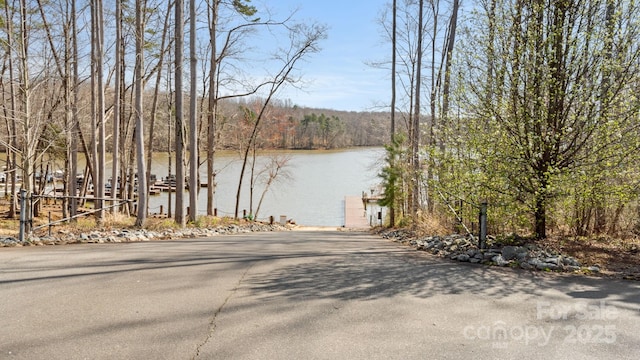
1,237,27,247
0,223,289,247
380,230,600,273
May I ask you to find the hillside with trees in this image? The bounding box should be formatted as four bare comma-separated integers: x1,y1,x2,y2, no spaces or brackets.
146,98,391,151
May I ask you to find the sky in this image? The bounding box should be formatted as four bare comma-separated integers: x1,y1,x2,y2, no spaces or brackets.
259,0,391,112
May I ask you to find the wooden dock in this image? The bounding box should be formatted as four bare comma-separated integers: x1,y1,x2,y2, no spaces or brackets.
344,196,370,229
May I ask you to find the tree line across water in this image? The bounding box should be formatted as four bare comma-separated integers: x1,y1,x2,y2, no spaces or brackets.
144,99,390,152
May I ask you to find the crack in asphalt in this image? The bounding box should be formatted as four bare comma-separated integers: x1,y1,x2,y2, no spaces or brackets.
191,263,253,359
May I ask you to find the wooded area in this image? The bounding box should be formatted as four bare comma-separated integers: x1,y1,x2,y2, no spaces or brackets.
0,0,390,229
379,0,640,240
2,0,639,241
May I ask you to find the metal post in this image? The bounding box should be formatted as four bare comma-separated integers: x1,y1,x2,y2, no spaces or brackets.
479,201,488,249
29,192,33,231
19,190,27,242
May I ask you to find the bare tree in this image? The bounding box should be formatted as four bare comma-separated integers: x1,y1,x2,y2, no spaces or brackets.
389,0,397,227
174,0,185,226
441,0,459,125
112,0,123,213
188,0,198,222
206,0,219,216
18,0,29,192
89,0,105,221
70,0,79,220
134,0,148,227
165,49,175,219
254,155,292,219
96,0,105,221
2,0,18,219
205,0,258,216
234,23,327,219
410,0,424,224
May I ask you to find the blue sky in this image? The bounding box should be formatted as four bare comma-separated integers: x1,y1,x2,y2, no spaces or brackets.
261,0,390,112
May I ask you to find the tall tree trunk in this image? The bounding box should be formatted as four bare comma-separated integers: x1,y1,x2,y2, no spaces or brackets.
428,0,438,151
441,0,459,133
594,0,616,234
118,42,128,212
207,0,219,216
35,0,71,218
90,0,99,217
18,0,29,191
425,0,439,213
134,0,148,227
166,55,174,218
188,0,198,222
19,0,33,231
389,0,397,227
112,0,122,212
96,0,106,221
534,175,548,240
411,0,424,224
484,0,497,108
3,0,18,219
406,59,415,219
63,3,72,219
70,0,79,220
174,0,186,226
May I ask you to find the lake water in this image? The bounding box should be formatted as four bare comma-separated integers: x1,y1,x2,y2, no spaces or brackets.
148,147,385,226
0,148,386,226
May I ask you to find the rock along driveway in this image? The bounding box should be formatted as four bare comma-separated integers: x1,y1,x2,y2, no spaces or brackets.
1,230,639,360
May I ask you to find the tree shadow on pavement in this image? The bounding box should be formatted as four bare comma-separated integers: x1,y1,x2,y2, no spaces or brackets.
244,243,640,312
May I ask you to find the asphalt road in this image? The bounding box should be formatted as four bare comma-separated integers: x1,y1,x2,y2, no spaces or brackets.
1,229,639,359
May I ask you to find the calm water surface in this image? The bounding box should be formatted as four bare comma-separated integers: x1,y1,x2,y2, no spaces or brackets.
148,147,385,226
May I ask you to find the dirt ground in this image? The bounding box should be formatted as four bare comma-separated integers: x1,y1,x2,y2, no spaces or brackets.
536,235,640,281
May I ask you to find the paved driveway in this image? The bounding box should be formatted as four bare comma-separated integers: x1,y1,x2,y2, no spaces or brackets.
1,230,638,359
